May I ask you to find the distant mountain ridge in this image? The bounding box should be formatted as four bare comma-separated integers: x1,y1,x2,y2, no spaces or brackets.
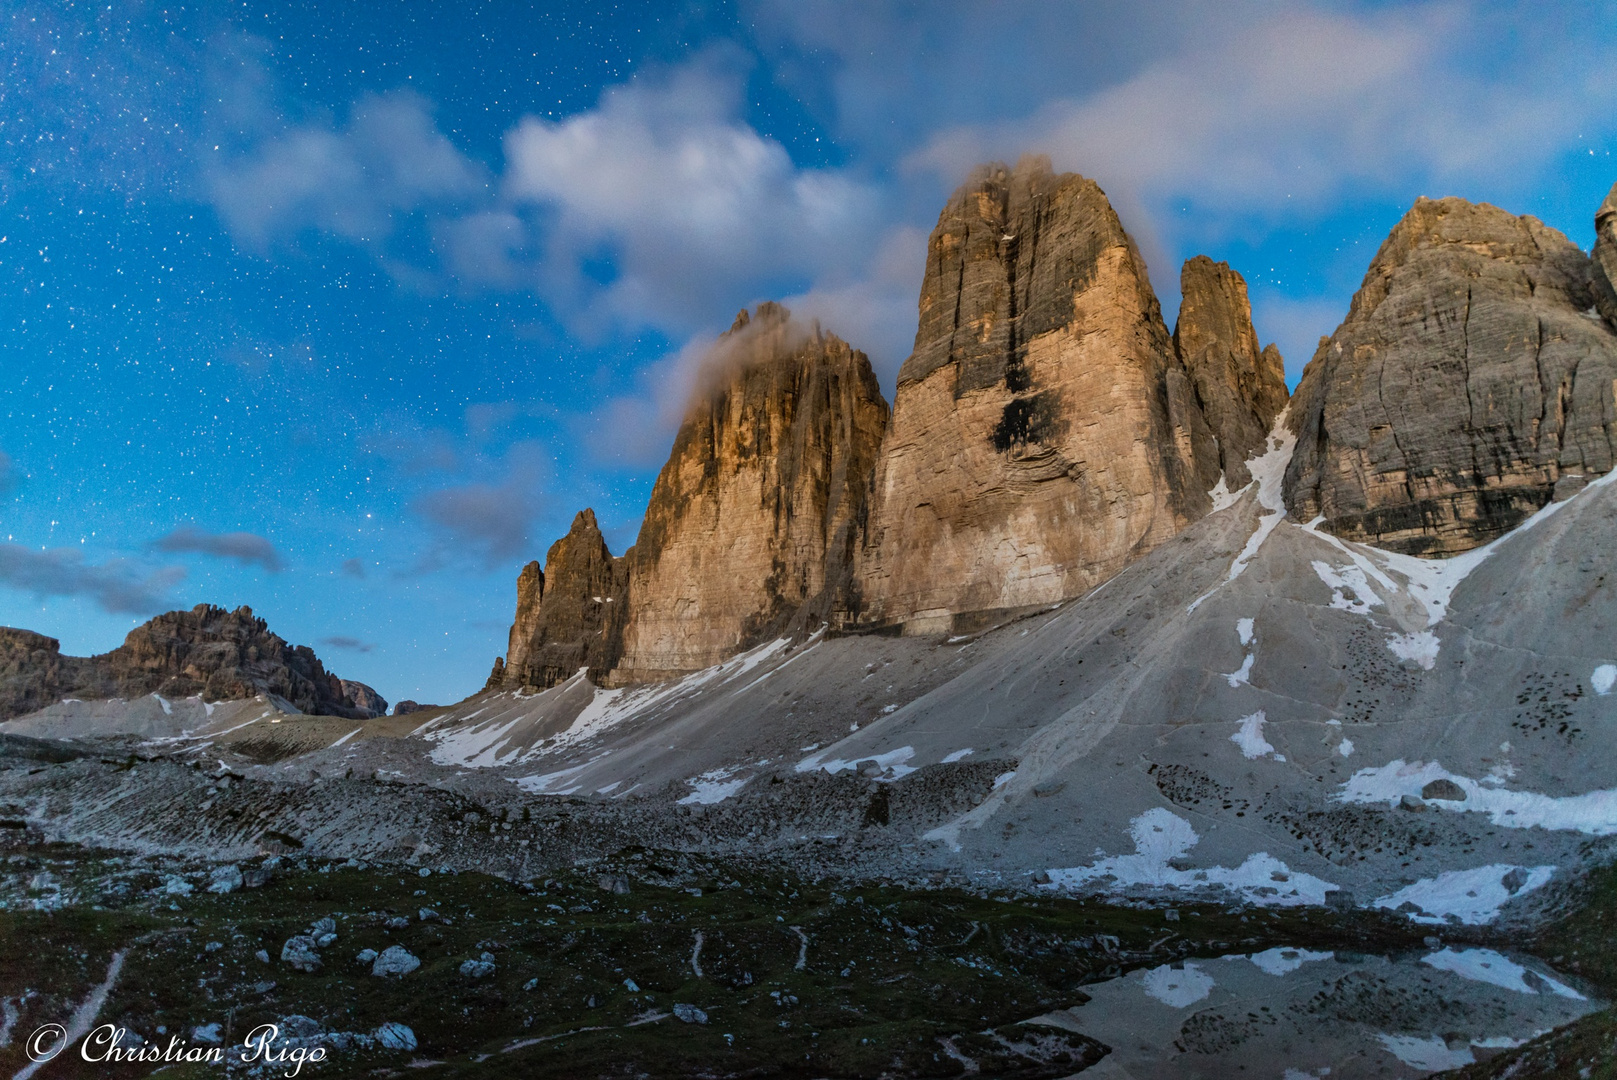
0,604,386,720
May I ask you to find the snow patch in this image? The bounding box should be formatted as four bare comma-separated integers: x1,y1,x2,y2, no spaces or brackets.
1310,561,1382,615
1043,808,1335,907
1372,864,1555,925
1337,738,1354,757
1422,948,1585,1000
1386,630,1440,670
796,745,917,780
1188,416,1295,612
1593,664,1617,696
1338,759,1617,835
1223,654,1254,688
1376,1034,1473,1071
1240,947,1334,976
1236,618,1255,646
1231,711,1283,761
941,748,974,763
677,769,751,805
329,728,362,749
1140,962,1214,1007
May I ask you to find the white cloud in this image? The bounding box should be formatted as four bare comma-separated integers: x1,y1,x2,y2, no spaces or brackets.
206,90,488,251
498,47,884,335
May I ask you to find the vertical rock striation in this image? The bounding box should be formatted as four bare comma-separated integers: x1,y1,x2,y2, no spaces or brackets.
1174,256,1290,487
1593,181,1617,327
607,303,890,682
1284,195,1617,556
486,509,628,691
852,158,1249,633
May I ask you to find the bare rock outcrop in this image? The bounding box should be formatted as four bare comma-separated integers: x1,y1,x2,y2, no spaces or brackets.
1174,255,1289,487
1284,195,1617,556
609,303,889,683
852,158,1241,633
486,509,628,692
1594,181,1617,326
0,605,386,720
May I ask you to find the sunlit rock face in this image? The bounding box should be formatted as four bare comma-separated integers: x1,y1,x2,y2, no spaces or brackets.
487,509,628,692
852,157,1254,634
608,303,890,684
1285,195,1617,556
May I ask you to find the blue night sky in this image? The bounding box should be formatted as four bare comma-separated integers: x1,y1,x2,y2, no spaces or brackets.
3,1,1615,705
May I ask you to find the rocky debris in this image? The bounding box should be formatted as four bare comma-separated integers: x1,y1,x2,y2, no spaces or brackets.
373,1022,417,1052
372,945,420,978
610,303,889,683
0,605,386,720
207,865,243,894
597,874,631,894
356,948,379,964
672,1002,708,1024
1285,195,1617,555
280,935,322,972
486,510,629,692
459,952,497,978
854,157,1247,633
1594,181,1617,326
1173,255,1289,486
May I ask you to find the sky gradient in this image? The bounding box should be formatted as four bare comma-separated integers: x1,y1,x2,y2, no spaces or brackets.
3,0,1615,705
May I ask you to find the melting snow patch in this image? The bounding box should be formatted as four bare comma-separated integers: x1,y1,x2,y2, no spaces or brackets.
1042,808,1335,907
513,761,599,795
1188,417,1296,612
1240,947,1333,976
1140,962,1213,1007
1338,760,1617,834
1337,738,1354,757
329,728,362,749
677,769,751,805
1376,1034,1473,1071
1231,711,1283,761
1422,948,1584,1000
1372,864,1554,925
796,745,917,780
941,748,974,763
1593,664,1617,696
1310,561,1383,615
1386,630,1440,670
1236,618,1255,646
1223,654,1254,688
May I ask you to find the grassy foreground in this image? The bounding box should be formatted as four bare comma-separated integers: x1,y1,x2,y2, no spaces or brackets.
0,842,1433,1079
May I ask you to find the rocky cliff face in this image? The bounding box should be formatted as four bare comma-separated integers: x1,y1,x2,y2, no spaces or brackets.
1174,256,1290,487
1284,195,1617,556
1593,182,1617,326
486,509,628,692
609,303,889,683
852,158,1257,633
0,605,386,720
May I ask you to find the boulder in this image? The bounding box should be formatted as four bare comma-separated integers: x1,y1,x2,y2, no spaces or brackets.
371,945,420,978
280,936,321,973
1285,196,1617,555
